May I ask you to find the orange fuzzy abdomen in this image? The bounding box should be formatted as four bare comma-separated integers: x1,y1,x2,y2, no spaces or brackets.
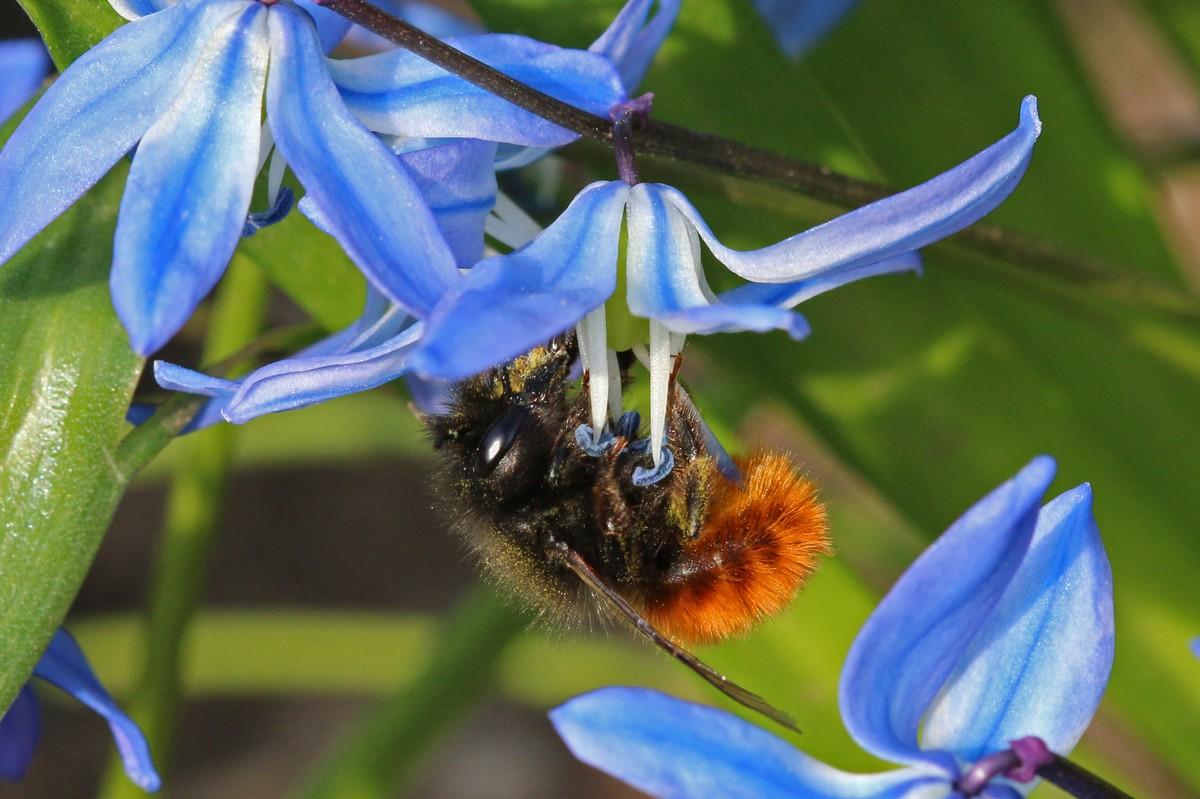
641,452,830,645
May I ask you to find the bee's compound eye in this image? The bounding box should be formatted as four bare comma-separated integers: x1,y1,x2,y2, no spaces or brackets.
477,406,530,476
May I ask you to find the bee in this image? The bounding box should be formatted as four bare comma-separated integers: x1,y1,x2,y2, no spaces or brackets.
426,334,829,730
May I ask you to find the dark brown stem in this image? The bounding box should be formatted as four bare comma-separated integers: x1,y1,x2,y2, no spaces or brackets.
1039,754,1137,799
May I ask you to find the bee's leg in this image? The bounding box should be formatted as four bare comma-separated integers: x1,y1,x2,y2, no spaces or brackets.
593,437,633,539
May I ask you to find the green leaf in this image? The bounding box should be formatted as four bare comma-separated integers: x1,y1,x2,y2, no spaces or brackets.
239,209,366,332
0,162,143,712
15,0,121,70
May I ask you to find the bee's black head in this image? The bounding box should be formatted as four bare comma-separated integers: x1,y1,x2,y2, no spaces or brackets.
426,334,582,511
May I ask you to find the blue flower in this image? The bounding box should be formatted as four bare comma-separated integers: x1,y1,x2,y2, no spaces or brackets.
1,629,160,791
550,456,1115,799
0,0,664,356
0,38,50,123
407,97,1042,467
752,0,859,57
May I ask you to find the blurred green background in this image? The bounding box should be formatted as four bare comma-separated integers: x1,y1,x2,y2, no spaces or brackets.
2,0,1199,797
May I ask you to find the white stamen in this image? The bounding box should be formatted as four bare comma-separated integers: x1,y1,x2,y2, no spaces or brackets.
649,320,671,466
267,146,287,208
486,191,543,249
578,307,611,441
606,348,622,424
255,122,274,175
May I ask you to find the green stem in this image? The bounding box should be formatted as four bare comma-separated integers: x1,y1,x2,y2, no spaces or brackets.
293,587,527,799
97,259,268,799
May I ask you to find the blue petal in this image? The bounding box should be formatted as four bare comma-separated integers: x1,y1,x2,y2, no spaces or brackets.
0,686,41,782
657,97,1041,284
405,373,453,414
395,138,498,267
625,183,810,338
293,0,353,53
221,321,424,422
34,630,160,792
154,361,238,397
156,287,418,422
751,0,858,57
921,484,1113,761
267,4,459,316
408,181,629,380
111,3,270,356
0,0,248,267
551,688,945,799
243,186,296,237
0,39,49,124
588,0,680,90
839,456,1057,770
719,253,923,309
107,0,174,22
329,34,625,146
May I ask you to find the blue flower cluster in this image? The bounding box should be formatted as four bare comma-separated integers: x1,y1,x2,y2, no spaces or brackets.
552,457,1115,799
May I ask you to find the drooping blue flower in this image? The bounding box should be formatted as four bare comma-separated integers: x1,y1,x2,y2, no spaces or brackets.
752,0,858,57
154,96,1041,442
0,38,50,124
408,97,1043,467
1,629,160,791
0,0,667,356
551,455,1115,799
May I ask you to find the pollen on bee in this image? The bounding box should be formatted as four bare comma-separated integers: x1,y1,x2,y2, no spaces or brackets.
641,452,830,645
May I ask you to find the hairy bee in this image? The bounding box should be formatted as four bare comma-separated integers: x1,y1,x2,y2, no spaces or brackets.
426,335,829,729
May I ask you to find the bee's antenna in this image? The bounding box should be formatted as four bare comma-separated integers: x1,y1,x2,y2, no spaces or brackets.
553,542,802,734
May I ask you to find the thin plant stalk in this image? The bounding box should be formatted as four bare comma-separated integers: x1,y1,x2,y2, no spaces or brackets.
97,258,269,799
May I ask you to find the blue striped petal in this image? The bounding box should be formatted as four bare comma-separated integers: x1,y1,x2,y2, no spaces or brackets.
222,321,424,422
588,0,679,90
551,688,947,799
409,181,628,380
625,183,809,338
154,361,238,397
921,485,1113,761
718,253,922,310
111,4,269,355
329,34,625,146
396,138,498,267
839,456,1057,771
752,0,858,57
0,686,41,782
0,0,248,267
267,3,459,316
0,39,49,123
658,97,1041,284
34,630,160,792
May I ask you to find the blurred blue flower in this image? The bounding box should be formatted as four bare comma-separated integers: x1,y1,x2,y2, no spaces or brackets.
0,0,666,356
752,0,858,57
1,629,159,792
0,38,50,123
408,97,1043,467
551,455,1115,799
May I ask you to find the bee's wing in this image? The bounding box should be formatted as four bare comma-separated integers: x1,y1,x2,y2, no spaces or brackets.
556,543,801,734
